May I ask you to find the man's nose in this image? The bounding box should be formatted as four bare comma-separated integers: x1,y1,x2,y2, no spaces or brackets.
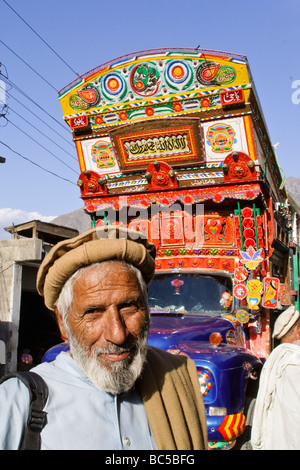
103,307,127,345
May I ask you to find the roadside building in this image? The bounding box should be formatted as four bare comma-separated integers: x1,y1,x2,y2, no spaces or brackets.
0,220,78,376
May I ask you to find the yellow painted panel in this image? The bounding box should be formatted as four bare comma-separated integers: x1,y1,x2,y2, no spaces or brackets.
59,50,251,121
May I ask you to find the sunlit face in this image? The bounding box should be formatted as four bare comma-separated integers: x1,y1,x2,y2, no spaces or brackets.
56,262,149,394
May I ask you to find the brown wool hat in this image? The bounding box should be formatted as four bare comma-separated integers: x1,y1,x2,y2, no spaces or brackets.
36,225,156,311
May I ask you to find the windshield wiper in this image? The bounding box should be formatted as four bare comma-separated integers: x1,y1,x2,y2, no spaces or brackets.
150,310,184,316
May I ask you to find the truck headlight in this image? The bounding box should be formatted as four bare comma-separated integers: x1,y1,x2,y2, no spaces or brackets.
197,367,214,396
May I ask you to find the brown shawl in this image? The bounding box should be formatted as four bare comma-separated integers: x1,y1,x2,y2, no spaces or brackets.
138,346,208,450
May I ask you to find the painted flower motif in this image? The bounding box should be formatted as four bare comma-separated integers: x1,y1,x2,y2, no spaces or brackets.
135,81,144,90
119,111,128,121
233,284,247,299
95,116,104,125
161,198,170,206
200,97,211,107
213,193,223,203
239,246,263,270
222,260,231,270
220,292,232,309
184,195,192,204
172,102,183,112
152,171,170,187
145,106,154,116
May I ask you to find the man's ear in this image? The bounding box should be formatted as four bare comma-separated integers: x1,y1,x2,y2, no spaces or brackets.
54,306,69,341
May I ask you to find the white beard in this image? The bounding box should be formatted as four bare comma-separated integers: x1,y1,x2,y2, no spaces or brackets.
66,327,149,395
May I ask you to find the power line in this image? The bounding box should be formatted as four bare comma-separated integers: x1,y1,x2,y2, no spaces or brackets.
6,119,78,174
2,88,74,149
0,66,78,169
0,39,59,92
7,105,77,162
1,75,71,133
0,140,77,186
2,0,80,77
0,47,75,151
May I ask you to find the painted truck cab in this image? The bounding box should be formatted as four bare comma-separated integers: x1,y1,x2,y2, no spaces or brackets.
147,271,262,449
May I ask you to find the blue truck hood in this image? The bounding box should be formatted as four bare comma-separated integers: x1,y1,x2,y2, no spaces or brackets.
148,313,261,370
148,313,235,346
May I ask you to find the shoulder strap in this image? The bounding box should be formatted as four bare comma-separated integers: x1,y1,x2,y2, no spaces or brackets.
0,371,48,450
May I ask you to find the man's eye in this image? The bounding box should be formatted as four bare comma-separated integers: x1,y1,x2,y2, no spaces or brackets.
84,307,104,316
119,303,139,315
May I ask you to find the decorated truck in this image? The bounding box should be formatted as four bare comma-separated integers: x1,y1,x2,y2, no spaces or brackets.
55,48,299,449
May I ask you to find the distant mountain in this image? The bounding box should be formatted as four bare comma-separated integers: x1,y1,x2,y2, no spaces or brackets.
286,177,300,207
52,208,92,233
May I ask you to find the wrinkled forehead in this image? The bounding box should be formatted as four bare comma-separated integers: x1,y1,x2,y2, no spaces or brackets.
72,261,144,298
74,260,140,284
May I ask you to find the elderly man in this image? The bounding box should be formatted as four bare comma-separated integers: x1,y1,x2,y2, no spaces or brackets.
0,226,207,450
251,305,300,450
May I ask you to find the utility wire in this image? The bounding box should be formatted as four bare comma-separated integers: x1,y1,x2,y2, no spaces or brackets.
0,47,74,149
1,75,71,133
8,105,77,161
6,118,78,174
2,0,80,77
0,39,59,92
2,88,74,148
0,140,77,186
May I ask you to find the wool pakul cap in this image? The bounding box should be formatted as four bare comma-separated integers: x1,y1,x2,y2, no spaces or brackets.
272,305,300,339
36,225,156,311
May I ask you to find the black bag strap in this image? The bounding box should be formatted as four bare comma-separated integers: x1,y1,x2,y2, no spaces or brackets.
0,371,48,450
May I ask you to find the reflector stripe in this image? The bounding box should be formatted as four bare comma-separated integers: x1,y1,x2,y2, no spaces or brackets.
217,413,246,440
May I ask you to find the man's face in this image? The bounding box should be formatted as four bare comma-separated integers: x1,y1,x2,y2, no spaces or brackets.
57,262,149,394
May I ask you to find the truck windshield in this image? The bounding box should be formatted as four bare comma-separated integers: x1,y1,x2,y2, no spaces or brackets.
148,273,233,315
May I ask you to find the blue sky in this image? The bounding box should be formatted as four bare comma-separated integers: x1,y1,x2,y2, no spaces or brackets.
0,0,299,238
